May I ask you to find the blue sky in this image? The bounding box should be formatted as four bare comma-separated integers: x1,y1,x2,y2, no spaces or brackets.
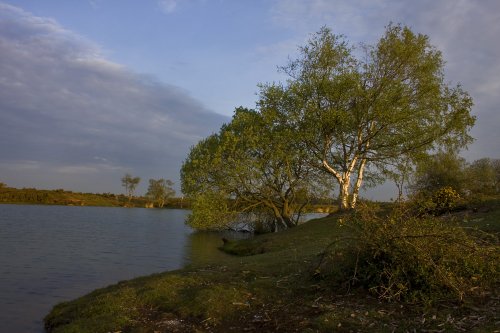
6,0,295,114
1,0,499,198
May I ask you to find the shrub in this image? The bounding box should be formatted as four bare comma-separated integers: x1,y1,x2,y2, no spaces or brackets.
314,206,499,303
410,186,464,216
431,186,463,214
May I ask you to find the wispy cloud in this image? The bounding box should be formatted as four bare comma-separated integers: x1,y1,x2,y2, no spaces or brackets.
0,4,227,192
270,0,393,42
158,0,178,14
269,0,500,161
88,1,101,9
0,160,42,171
56,163,123,175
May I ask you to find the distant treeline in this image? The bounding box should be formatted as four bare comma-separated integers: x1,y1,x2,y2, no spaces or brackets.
0,184,190,208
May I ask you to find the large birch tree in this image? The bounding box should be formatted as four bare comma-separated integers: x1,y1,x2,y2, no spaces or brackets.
259,25,475,210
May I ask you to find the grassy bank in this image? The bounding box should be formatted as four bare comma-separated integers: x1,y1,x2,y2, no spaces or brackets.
45,200,499,332
0,185,190,208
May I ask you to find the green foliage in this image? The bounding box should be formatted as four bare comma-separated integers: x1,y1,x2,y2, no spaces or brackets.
121,173,141,202
180,134,221,197
259,24,475,210
0,186,120,206
410,151,468,196
430,186,463,214
185,191,237,230
0,184,188,208
146,178,175,208
467,158,500,196
409,186,465,216
314,207,499,303
181,107,327,232
410,154,500,212
182,24,475,218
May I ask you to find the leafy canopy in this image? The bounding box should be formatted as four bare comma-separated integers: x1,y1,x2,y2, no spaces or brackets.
146,178,175,208
121,173,140,202
259,24,475,210
181,107,327,231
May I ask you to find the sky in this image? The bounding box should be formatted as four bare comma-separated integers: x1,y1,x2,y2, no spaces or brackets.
0,0,499,198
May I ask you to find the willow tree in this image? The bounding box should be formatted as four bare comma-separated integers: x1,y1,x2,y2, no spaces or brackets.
181,107,327,232
259,25,475,210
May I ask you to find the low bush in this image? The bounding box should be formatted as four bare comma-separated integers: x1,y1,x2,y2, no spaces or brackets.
409,186,466,216
314,205,499,303
430,186,463,214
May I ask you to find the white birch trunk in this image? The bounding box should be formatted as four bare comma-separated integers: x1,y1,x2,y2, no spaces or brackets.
350,158,367,209
339,179,351,210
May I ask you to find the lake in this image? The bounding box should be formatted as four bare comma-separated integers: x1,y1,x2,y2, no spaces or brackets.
0,204,240,333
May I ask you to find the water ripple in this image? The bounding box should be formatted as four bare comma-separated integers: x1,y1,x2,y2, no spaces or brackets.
0,205,192,332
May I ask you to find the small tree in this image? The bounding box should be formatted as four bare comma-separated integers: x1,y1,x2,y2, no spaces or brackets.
410,151,468,196
146,178,175,208
467,158,500,196
121,173,140,203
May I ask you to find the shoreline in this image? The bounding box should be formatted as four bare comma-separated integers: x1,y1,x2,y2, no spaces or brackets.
44,201,500,332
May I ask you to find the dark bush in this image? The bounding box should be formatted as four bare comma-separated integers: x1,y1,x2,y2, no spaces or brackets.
314,205,499,303
409,186,465,216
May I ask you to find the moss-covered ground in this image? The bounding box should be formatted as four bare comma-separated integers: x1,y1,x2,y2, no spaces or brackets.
45,200,500,332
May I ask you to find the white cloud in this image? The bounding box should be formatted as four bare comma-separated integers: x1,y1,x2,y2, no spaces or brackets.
269,0,500,161
0,4,227,192
0,160,41,171
88,0,102,9
270,0,393,42
158,0,177,14
56,163,123,175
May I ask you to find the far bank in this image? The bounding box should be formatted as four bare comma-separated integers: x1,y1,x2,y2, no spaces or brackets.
0,185,190,209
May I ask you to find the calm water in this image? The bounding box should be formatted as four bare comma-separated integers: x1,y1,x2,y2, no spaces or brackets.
0,204,236,333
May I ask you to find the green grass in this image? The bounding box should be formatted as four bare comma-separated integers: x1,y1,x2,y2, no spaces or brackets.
0,186,190,208
45,199,500,333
